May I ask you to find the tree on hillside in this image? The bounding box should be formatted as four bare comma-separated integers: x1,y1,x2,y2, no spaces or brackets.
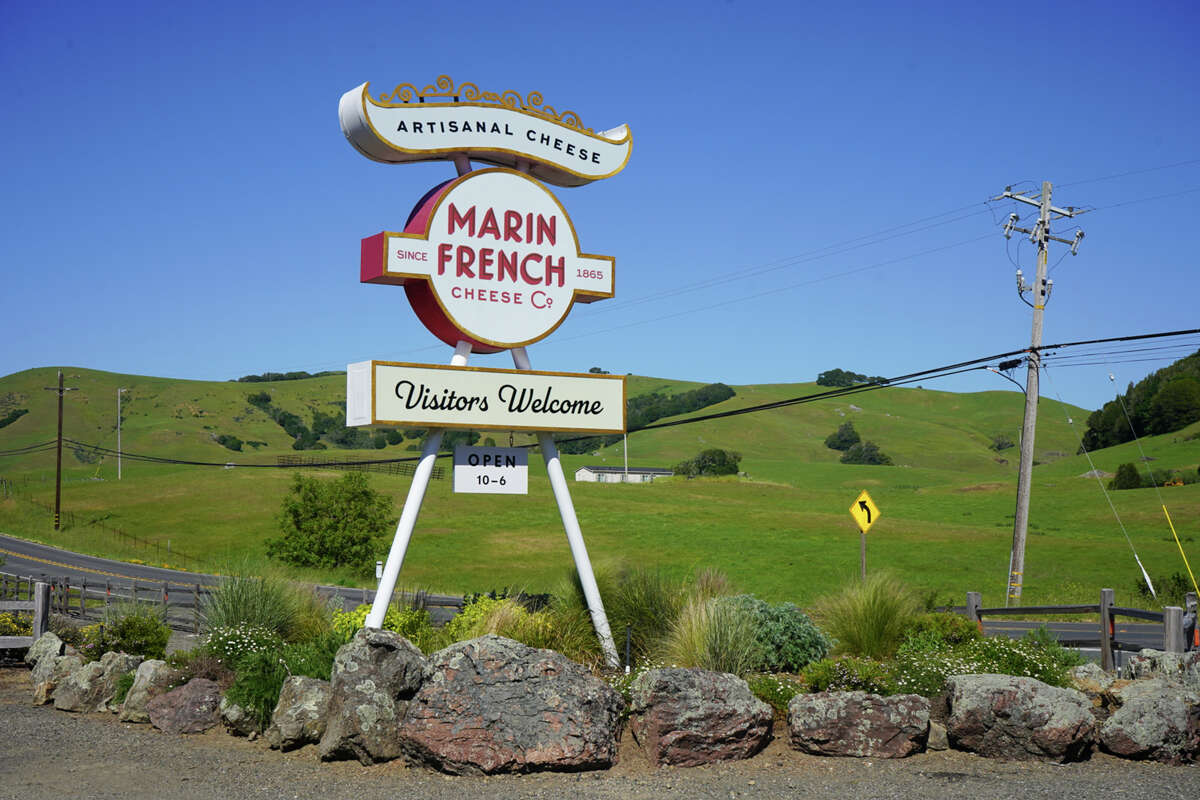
840,441,893,465
1147,376,1200,435
266,472,395,571
674,448,741,478
1109,462,1143,491
816,369,887,388
824,422,861,451
1081,348,1200,449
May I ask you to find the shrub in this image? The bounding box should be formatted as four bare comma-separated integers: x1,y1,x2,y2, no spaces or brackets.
840,441,893,465
215,434,243,452
824,422,861,451
730,595,831,672
673,448,742,478
165,648,233,689
112,671,136,705
0,611,31,636
747,672,805,712
814,572,921,659
331,603,434,651
266,472,395,570
204,622,286,670
905,612,981,648
81,601,171,661
223,631,344,731
989,433,1015,451
1109,462,1142,490
802,656,897,695
660,596,761,676
1134,571,1196,609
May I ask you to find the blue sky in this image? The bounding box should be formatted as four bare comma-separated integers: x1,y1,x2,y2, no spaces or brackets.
2,0,1197,412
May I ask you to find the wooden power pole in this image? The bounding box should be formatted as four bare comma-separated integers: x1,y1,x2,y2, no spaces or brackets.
43,370,77,530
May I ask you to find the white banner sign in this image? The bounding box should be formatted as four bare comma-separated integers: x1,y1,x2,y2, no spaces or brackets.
454,446,528,494
346,361,625,434
339,81,632,187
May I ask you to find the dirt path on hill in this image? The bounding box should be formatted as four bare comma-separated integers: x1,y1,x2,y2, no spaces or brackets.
0,666,1195,800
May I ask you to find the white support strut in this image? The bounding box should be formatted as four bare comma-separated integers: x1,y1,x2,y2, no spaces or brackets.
365,340,472,629
511,346,619,668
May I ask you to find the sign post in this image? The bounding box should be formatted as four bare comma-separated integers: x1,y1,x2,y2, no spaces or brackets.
848,490,881,580
339,76,631,667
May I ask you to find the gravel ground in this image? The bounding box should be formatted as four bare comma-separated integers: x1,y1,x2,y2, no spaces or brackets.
1,666,1197,800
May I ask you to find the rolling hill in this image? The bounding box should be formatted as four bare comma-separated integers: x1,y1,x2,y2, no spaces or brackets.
1,366,1197,608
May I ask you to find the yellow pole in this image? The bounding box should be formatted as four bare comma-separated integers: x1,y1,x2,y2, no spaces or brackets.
1162,505,1200,595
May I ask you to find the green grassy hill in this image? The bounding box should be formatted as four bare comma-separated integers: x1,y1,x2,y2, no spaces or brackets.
2,366,1198,609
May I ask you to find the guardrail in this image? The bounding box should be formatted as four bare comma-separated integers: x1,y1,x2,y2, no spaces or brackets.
960,588,1198,670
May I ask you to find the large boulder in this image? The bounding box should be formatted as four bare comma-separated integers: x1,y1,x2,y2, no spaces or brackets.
400,635,624,775
146,678,222,734
119,660,176,723
318,628,426,765
1099,677,1200,763
268,676,332,751
1125,649,1200,691
53,651,143,713
946,674,1095,762
788,691,929,759
629,668,772,766
31,654,82,705
24,631,64,667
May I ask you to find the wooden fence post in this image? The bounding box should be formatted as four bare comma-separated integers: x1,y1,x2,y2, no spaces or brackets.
1164,606,1185,653
1100,588,1114,672
32,582,50,639
131,578,138,606
1187,592,1198,651
193,584,200,634
965,592,982,630
161,582,168,615
80,578,87,617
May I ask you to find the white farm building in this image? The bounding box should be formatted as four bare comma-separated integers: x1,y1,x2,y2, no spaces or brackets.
574,466,674,484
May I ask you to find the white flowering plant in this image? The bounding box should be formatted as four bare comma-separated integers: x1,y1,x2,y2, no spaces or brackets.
203,622,285,669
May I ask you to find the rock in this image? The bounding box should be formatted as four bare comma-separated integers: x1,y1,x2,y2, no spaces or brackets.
927,721,949,751
318,628,426,764
267,676,331,751
24,631,64,667
788,691,929,759
946,674,1095,762
1125,650,1200,691
219,696,259,738
146,678,222,734
119,660,175,723
53,651,142,713
1070,662,1116,693
31,654,82,705
628,668,772,767
1100,677,1200,763
400,635,624,775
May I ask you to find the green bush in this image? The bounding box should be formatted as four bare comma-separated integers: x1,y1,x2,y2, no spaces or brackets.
746,672,805,711
203,623,286,670
112,671,136,705
905,612,981,647
0,611,32,636
802,656,897,695
814,572,921,659
674,448,742,478
90,601,171,661
730,595,831,672
824,422,861,451
223,631,344,731
840,441,893,465
331,603,434,651
1109,462,1143,490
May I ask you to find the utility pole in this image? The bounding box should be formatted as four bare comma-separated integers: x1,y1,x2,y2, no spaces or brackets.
43,370,77,531
993,182,1085,605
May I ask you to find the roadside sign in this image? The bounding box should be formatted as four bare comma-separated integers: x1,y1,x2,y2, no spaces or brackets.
453,446,528,494
849,490,880,534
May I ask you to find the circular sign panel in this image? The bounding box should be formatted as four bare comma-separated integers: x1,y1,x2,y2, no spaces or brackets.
361,168,614,353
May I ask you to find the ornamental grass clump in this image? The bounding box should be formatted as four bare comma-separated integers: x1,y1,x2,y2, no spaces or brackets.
660,595,760,676
200,570,331,644
813,572,921,660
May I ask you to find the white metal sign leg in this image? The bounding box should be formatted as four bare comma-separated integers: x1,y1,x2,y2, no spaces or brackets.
511,346,619,668
366,340,472,629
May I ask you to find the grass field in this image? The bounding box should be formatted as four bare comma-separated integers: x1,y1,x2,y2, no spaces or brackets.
2,366,1198,611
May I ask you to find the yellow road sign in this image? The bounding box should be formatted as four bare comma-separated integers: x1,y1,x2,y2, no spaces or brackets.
849,490,881,534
